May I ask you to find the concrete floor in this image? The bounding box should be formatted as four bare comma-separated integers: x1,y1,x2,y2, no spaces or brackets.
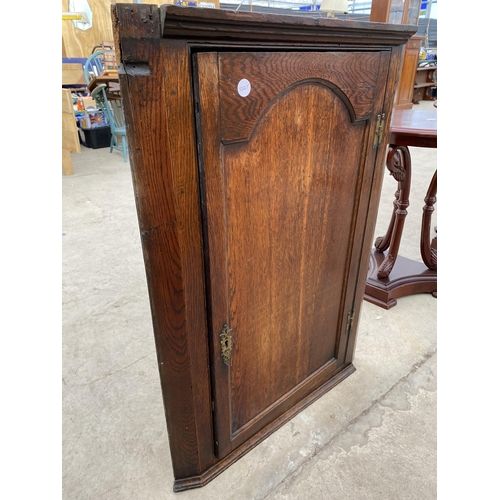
62,102,437,499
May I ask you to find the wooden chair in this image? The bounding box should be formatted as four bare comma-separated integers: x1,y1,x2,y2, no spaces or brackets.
84,50,105,85
84,47,117,86
91,84,128,162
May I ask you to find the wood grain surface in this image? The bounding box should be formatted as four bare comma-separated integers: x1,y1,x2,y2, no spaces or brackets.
218,51,382,142
112,2,415,490
225,86,361,429
113,4,214,480
161,5,417,45
196,51,388,456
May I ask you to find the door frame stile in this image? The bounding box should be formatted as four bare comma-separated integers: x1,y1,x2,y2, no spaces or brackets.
193,51,233,459
344,47,405,365
335,50,391,365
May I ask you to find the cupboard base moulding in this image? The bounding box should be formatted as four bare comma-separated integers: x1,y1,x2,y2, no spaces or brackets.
173,363,356,492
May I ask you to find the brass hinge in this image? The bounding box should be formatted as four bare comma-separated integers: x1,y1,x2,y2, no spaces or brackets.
346,309,355,334
220,324,233,366
373,113,386,148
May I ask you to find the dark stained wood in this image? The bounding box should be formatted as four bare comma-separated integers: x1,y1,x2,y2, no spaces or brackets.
420,171,437,270
201,70,374,453
364,108,437,309
217,51,384,143
197,52,376,456
389,109,437,147
365,252,437,309
112,3,416,491
192,51,229,459
112,4,215,479
196,49,400,457
344,45,404,365
374,145,412,279
161,5,417,45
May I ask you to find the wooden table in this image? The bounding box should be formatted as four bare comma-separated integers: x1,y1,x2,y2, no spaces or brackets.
364,109,437,309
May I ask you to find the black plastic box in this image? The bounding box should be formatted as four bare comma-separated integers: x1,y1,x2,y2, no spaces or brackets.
79,126,112,149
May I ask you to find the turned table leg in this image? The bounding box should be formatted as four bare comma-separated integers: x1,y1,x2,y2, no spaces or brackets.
420,170,437,271
375,145,412,279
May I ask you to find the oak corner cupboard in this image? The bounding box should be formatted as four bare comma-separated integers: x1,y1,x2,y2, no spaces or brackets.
112,4,416,492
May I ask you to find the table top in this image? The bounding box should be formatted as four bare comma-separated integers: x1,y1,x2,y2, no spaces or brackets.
87,73,120,93
389,109,437,149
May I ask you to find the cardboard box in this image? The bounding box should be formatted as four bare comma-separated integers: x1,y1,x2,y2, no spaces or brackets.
81,96,97,109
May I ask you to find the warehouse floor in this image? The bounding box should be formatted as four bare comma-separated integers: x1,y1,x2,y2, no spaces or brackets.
62,102,437,500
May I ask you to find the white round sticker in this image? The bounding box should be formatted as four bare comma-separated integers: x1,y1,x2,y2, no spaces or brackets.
237,79,251,97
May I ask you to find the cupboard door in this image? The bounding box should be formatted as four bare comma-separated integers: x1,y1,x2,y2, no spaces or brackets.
194,51,390,458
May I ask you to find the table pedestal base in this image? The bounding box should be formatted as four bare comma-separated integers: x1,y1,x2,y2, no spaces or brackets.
364,250,437,309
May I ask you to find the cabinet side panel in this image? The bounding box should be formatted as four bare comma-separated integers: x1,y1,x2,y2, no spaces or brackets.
113,4,214,480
